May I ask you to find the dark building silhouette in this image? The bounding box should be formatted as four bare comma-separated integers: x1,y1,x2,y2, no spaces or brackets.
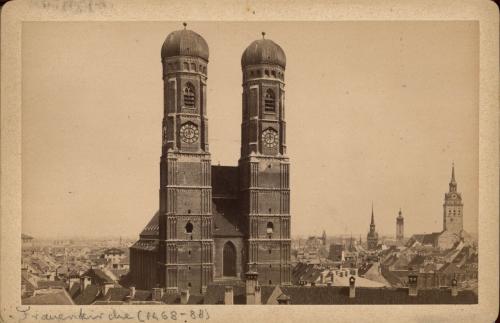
129,26,291,294
396,209,404,242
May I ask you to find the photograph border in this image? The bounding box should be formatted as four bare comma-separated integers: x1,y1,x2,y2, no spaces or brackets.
1,0,498,322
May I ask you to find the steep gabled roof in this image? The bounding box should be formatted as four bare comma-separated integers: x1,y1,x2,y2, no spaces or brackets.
22,290,74,305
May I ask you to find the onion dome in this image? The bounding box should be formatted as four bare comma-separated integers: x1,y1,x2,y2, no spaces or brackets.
241,32,286,69
161,23,209,61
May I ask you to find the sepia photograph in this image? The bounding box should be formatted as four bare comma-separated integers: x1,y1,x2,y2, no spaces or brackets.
1,0,498,322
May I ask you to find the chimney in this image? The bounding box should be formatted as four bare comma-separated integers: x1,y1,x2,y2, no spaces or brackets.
451,278,458,297
254,285,261,305
152,287,164,302
408,274,418,296
129,286,136,300
80,276,91,293
224,286,234,305
103,283,113,296
245,271,258,304
349,276,356,298
180,289,190,304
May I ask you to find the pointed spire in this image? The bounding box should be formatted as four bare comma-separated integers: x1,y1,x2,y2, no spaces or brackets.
370,202,375,225
451,162,456,183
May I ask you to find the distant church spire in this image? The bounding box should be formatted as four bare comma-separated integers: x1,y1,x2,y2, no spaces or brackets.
371,202,375,225
451,162,456,182
449,163,457,192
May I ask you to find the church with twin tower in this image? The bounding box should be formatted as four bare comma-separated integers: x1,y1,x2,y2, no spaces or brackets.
129,25,291,294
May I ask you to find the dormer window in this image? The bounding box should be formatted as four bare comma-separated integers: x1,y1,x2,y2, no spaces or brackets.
264,89,275,113
183,83,195,108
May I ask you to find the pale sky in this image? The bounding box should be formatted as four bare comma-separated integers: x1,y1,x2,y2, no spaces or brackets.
22,21,478,239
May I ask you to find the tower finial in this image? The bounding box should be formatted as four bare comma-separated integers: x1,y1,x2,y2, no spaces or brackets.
451,162,455,182
262,32,266,39
183,22,187,29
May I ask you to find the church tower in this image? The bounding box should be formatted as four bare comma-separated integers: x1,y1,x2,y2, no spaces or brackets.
443,163,463,233
367,204,379,250
158,24,214,294
396,208,404,242
239,33,291,285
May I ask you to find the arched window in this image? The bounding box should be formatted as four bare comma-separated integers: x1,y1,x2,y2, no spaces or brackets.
267,222,274,234
264,69,270,77
185,221,193,233
264,89,276,112
191,63,196,71
183,62,189,70
183,83,195,108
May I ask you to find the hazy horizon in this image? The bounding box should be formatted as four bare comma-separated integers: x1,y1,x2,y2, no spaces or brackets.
22,21,478,240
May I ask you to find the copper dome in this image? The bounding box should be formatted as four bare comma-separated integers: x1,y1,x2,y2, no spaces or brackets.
161,28,209,61
241,37,286,69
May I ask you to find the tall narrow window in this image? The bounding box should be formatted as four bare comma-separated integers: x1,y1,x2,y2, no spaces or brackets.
267,222,274,234
185,221,193,233
183,83,195,108
264,89,275,112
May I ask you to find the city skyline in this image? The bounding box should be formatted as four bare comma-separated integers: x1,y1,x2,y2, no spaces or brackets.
21,21,478,239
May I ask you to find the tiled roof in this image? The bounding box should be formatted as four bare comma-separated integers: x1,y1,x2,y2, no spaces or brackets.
98,287,152,302
69,282,81,298
81,268,115,285
408,255,426,268
139,212,160,238
204,283,276,304
211,166,238,197
163,293,204,304
73,285,100,305
103,248,125,255
37,280,66,289
213,198,244,237
278,286,477,304
23,290,74,305
131,239,158,251
439,262,463,274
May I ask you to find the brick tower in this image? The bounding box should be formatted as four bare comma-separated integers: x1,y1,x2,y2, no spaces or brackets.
158,24,214,294
239,32,291,285
443,163,463,233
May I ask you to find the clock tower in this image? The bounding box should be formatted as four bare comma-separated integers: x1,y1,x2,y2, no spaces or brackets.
443,163,463,233
158,24,214,294
239,33,291,285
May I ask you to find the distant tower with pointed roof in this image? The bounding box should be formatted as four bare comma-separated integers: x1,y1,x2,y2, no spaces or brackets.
366,204,379,250
443,163,463,233
396,208,404,242
321,230,327,245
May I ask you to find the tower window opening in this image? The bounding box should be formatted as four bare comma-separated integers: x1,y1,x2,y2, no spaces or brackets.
257,70,262,77
185,221,193,233
188,282,192,287
183,83,195,108
184,62,189,70
271,70,276,77
265,69,270,77
269,280,272,284
267,222,274,234
191,63,196,71
264,89,276,112
268,249,272,254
